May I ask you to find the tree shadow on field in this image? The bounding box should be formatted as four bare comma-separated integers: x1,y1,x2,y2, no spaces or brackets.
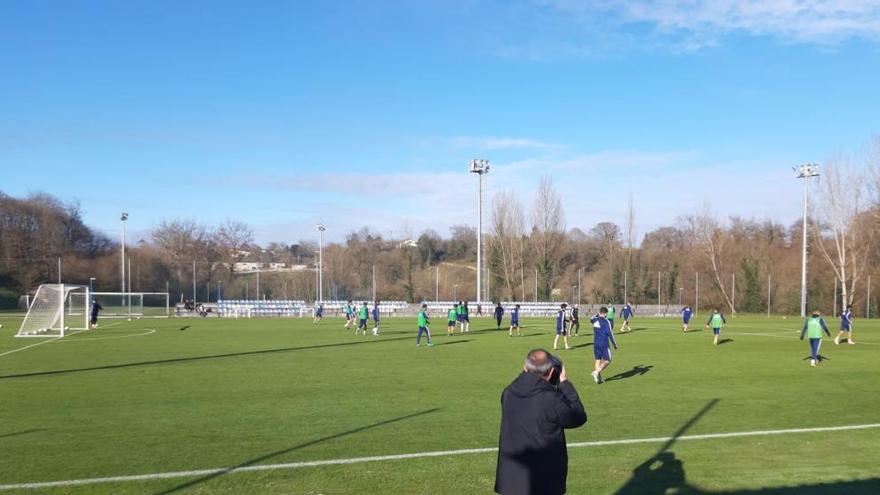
612,398,880,494
0,336,415,380
604,365,652,382
153,407,441,495
0,428,43,439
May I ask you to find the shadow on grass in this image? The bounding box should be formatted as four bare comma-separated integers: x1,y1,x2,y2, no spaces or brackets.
0,428,43,439
613,398,880,494
0,336,415,380
153,407,441,495
604,365,652,382
571,342,594,350
179,326,190,331
802,354,831,362
434,339,471,346
717,338,734,345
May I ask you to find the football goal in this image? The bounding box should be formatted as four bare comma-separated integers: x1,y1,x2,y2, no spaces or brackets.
16,284,89,338
90,292,170,318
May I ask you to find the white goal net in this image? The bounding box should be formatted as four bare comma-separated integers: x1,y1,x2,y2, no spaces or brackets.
16,284,89,338
90,292,170,318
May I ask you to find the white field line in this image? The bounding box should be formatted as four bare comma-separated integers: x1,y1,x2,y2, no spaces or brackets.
57,328,156,342
1,423,878,491
0,321,132,357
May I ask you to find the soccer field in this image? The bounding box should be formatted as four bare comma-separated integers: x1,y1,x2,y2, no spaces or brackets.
1,313,878,494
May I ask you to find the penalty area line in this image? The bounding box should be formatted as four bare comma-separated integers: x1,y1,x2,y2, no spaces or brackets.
1,423,879,490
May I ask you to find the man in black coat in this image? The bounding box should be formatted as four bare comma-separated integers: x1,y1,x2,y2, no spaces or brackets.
495,349,588,495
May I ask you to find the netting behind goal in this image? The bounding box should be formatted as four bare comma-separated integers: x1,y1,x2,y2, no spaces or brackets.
91,292,170,318
16,284,89,338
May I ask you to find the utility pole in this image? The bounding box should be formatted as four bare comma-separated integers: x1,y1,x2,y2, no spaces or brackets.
469,159,490,307
794,164,820,317
120,212,128,294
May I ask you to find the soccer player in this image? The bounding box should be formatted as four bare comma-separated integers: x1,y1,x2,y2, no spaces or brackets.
553,303,571,351
456,300,465,333
447,305,458,336
313,303,324,324
494,302,504,329
509,304,521,337
834,304,855,345
620,302,634,333
356,302,369,335
800,310,831,367
570,304,580,336
705,308,727,345
371,300,381,335
417,303,433,347
607,305,616,331
681,305,694,332
462,301,471,332
591,307,619,384
90,298,103,328
343,301,354,329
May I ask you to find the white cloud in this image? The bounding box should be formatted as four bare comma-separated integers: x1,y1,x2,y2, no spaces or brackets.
451,136,556,150
543,0,880,46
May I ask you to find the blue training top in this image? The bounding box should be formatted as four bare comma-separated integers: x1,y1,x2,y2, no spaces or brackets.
592,317,617,349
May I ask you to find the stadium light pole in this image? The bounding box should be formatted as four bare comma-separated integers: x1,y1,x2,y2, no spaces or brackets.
794,164,820,318
469,159,490,305
316,224,325,303
120,212,128,294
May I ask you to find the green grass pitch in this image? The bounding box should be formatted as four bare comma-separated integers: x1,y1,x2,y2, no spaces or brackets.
1,312,878,494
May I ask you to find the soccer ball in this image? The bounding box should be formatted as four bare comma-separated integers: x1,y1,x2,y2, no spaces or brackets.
0,323,4,329
64,326,70,331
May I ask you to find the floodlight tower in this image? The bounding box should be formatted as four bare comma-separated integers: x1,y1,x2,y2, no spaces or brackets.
120,212,128,294
316,224,325,303
469,159,490,305
794,164,820,318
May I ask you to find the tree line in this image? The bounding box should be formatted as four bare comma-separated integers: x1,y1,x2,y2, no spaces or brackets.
2,138,878,314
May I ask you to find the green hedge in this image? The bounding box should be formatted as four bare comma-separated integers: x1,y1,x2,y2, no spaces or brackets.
0,287,19,309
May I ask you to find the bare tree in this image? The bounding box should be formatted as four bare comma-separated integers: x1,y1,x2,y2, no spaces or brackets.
813,157,870,312
491,190,526,300
531,177,566,299
151,219,210,293
680,205,735,314
213,219,254,277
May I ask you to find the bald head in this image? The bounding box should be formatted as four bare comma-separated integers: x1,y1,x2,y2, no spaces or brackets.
524,349,554,376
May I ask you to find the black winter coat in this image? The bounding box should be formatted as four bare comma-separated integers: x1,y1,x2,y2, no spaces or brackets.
495,373,588,495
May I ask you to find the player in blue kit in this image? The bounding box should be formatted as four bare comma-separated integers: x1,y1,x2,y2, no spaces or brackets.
591,307,619,384
801,310,831,367
681,305,694,332
371,300,381,335
553,303,571,350
508,304,521,337
313,303,324,324
834,304,854,345
705,308,726,345
620,302,634,333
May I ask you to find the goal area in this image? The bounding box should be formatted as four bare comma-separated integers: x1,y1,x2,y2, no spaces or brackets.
90,292,170,318
16,284,89,338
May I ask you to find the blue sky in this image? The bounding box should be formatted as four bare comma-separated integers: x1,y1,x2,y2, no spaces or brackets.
2,1,879,244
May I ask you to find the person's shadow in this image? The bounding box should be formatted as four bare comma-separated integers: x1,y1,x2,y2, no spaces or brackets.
605,365,653,382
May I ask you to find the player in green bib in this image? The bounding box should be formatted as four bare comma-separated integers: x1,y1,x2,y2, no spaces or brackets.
705,308,727,345
447,305,458,336
417,304,433,347
606,305,616,331
356,302,369,336
800,310,831,367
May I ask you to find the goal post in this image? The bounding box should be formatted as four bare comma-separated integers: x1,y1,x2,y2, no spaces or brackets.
90,292,170,318
16,284,89,338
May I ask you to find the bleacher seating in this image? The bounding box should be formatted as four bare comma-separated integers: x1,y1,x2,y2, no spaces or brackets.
217,299,307,318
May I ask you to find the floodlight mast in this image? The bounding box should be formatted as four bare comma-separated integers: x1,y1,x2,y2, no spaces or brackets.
316,224,325,303
794,164,820,318
120,212,128,294
469,159,490,306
